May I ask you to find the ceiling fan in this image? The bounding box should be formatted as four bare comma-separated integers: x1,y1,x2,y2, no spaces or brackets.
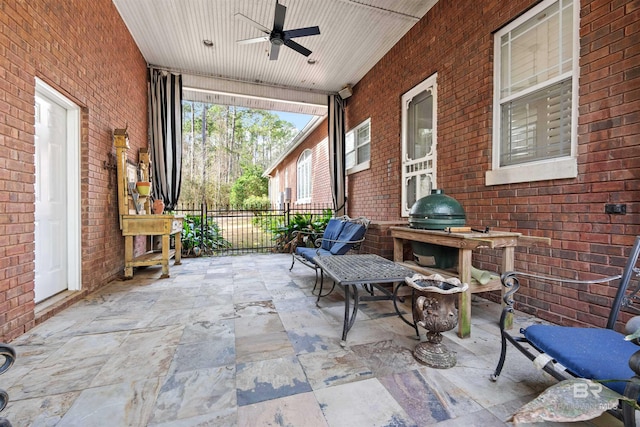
235,1,320,60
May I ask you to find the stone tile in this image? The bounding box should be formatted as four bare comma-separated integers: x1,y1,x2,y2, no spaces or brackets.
2,391,79,426
234,300,277,317
149,365,236,424
434,350,537,409
234,312,285,338
57,378,161,426
286,327,343,355
378,369,483,424
272,295,319,313
297,348,374,390
90,343,177,387
236,355,311,406
169,338,235,374
237,392,329,427
9,355,109,400
350,339,421,377
0,254,590,427
180,318,234,345
314,378,416,427
278,308,333,331
235,331,295,364
44,331,130,363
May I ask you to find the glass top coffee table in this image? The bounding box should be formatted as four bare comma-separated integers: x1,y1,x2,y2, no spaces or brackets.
312,254,415,346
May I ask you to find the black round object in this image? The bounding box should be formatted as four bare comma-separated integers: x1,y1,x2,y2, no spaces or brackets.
408,189,466,269
408,189,466,230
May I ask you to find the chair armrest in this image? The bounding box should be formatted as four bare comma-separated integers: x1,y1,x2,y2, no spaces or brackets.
498,271,623,327
290,229,324,251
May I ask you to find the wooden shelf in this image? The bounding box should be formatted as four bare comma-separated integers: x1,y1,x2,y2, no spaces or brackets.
397,260,502,294
128,249,176,268
114,129,183,279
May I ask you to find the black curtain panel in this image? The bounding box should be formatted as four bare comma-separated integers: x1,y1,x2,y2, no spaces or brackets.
148,68,183,210
328,94,346,216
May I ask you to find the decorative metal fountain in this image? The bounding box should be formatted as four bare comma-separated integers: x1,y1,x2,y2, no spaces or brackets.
405,274,468,368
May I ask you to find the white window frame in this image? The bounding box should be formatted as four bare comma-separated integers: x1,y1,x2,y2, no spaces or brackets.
486,0,579,186
401,74,438,217
296,149,312,203
346,118,371,174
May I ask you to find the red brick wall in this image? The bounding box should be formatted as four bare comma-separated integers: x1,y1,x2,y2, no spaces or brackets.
272,0,638,329
270,118,333,206
0,0,148,340
343,0,640,328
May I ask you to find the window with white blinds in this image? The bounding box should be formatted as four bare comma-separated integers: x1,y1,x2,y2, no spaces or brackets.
487,0,578,185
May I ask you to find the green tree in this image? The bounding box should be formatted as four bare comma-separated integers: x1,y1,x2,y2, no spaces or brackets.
229,165,268,207
180,103,297,207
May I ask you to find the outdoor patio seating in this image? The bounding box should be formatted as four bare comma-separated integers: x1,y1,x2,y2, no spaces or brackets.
491,235,640,426
289,215,370,293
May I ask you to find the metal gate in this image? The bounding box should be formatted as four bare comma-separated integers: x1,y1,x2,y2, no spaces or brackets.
174,202,333,255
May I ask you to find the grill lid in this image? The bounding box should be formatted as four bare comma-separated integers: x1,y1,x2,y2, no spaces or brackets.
408,189,466,230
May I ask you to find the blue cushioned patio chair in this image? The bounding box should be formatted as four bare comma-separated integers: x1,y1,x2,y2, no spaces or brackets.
491,235,640,426
289,215,370,294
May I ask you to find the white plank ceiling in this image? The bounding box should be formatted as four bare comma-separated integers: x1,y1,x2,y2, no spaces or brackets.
112,0,438,115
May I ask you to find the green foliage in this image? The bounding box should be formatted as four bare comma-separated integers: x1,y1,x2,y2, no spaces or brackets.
229,165,268,207
181,214,231,256
180,102,298,207
242,195,271,210
253,209,334,253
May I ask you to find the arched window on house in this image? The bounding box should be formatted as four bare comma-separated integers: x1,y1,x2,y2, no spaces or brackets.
297,149,312,203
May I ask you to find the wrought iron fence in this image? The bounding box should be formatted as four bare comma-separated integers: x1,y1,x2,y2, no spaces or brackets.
173,202,334,256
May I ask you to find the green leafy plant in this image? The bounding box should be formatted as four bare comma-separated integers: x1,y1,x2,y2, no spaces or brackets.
181,214,231,256
253,209,333,253
242,195,271,211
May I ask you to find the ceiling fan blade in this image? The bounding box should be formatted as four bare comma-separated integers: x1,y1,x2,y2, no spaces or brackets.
273,1,287,32
234,13,270,34
284,39,312,57
237,36,269,45
284,26,320,39
270,42,281,60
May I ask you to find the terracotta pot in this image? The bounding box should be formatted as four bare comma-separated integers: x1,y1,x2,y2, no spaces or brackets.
153,199,165,215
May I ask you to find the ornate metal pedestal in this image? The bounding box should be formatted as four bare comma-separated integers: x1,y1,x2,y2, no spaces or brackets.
406,274,468,368
0,344,15,426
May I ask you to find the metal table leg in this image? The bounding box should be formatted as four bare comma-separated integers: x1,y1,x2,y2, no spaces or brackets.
340,285,360,347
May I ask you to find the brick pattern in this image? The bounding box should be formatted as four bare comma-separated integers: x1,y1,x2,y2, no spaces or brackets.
277,0,640,329
0,0,148,340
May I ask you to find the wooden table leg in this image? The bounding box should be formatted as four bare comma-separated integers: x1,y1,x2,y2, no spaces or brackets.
458,248,472,338
174,231,182,265
393,237,404,262
124,235,134,278
501,246,514,330
161,234,170,278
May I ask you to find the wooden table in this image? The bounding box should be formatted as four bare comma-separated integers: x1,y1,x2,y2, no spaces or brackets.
390,227,526,338
122,214,183,279
313,254,415,346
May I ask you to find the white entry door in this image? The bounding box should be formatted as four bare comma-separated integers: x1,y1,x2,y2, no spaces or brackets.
34,82,81,303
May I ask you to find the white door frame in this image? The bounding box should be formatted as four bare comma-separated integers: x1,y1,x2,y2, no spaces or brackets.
35,78,82,293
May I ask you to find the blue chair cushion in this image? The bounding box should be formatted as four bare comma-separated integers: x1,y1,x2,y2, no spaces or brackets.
295,247,332,263
320,219,346,251
330,222,366,255
524,325,640,397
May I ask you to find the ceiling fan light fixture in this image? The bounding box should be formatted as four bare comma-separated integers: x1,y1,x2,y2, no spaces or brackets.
307,58,316,65
235,1,320,60
202,39,214,47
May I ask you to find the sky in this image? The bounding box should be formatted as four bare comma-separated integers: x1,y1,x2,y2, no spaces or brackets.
272,111,314,131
